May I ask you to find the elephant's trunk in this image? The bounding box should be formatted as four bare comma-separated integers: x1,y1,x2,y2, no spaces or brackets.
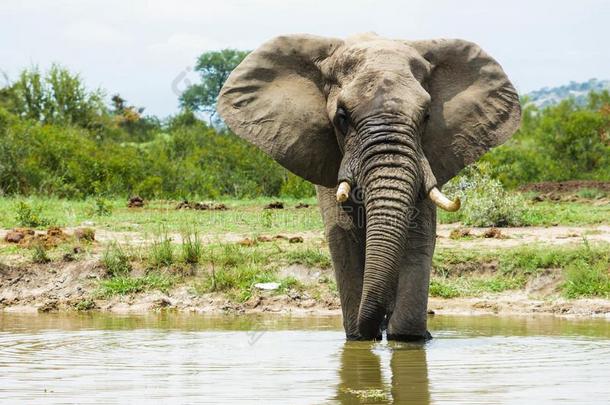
356,128,421,339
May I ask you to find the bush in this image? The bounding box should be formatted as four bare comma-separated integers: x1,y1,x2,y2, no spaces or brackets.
16,201,52,227
443,165,528,227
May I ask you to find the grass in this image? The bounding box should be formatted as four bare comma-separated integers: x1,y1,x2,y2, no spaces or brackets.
1,194,607,237
31,244,51,264
430,242,609,298
563,258,610,298
98,273,175,297
148,234,174,268
181,230,203,264
285,248,331,268
0,196,321,234
102,243,132,276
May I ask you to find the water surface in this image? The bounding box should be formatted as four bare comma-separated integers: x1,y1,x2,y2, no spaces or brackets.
1,313,608,404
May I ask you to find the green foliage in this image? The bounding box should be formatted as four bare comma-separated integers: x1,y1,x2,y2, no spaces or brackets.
16,201,52,227
102,243,132,276
483,90,610,187
279,173,316,198
3,64,107,130
443,165,528,227
90,197,113,216
179,49,249,121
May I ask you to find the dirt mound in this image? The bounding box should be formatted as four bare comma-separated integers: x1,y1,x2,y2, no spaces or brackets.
264,201,284,209
175,200,228,211
127,196,145,208
4,228,35,243
520,180,610,193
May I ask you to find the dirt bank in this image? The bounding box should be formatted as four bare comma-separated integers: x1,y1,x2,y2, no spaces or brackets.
1,257,608,318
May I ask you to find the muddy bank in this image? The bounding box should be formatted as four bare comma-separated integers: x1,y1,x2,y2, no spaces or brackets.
1,259,608,318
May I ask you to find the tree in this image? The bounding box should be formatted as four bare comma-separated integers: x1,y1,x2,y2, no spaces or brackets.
3,64,106,128
179,49,249,123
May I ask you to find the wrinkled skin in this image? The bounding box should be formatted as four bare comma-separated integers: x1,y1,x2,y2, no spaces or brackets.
218,33,521,340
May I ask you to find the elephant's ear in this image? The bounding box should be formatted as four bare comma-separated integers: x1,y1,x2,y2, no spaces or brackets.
217,35,343,187
408,39,521,186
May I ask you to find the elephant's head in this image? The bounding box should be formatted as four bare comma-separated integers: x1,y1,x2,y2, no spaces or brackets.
218,33,520,338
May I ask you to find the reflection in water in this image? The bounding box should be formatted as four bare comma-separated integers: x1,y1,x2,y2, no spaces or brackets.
336,342,430,404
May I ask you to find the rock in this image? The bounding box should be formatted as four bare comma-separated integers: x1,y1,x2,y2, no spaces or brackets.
74,227,95,241
127,195,145,208
82,221,95,227
289,236,304,244
254,282,280,291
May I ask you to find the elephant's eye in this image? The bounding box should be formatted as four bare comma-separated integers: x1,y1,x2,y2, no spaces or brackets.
335,107,349,135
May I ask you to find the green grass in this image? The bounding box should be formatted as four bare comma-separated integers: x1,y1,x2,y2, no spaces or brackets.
285,248,331,268
98,273,175,297
431,242,610,298
180,230,203,264
102,243,132,276
148,234,174,268
563,258,610,298
438,199,609,226
31,244,51,264
429,280,460,298
0,196,321,234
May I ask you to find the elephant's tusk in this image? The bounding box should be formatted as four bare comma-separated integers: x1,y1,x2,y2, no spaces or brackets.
428,187,461,212
336,182,351,202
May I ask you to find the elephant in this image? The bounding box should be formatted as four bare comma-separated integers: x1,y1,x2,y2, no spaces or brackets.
217,33,521,341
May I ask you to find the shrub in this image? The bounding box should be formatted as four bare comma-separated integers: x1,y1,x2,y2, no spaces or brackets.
90,197,113,216
16,201,52,227
443,166,528,227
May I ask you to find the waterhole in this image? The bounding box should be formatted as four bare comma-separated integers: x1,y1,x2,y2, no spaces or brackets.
0,313,608,404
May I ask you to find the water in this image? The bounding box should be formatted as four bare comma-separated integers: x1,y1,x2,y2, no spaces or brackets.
0,313,608,404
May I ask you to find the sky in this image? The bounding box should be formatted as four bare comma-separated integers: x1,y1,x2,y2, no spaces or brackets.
1,0,608,117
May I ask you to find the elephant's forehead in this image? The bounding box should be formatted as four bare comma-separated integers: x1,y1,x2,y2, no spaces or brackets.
330,40,429,82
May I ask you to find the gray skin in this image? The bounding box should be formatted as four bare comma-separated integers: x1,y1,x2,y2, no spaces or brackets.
218,33,521,341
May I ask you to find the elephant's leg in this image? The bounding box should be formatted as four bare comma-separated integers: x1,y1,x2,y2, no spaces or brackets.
316,185,366,340
387,198,436,341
